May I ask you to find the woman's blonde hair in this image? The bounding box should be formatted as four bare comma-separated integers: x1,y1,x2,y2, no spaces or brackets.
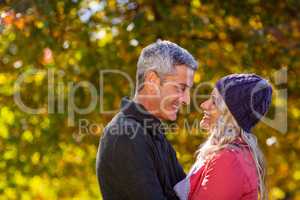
196,89,267,200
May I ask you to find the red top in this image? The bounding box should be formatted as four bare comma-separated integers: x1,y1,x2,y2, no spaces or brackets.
174,138,259,200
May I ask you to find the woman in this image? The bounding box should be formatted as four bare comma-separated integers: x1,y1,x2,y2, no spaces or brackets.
174,74,272,200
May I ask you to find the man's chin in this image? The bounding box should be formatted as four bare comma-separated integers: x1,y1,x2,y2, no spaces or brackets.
168,115,177,121
161,112,178,122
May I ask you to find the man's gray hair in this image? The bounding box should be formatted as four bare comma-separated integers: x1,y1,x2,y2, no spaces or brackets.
136,40,198,92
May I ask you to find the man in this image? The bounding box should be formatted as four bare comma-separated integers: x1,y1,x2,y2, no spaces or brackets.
96,40,198,200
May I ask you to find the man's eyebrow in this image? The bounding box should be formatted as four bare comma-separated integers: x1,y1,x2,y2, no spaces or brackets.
179,83,191,88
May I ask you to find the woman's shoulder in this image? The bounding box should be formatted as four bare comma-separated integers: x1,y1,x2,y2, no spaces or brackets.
216,137,252,159
213,146,242,161
210,145,253,170
211,145,257,183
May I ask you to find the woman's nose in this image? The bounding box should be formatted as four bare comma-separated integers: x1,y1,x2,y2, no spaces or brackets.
201,99,209,110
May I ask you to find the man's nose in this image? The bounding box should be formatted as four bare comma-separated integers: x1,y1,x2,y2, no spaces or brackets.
180,89,190,105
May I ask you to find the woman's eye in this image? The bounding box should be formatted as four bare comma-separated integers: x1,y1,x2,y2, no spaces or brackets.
211,97,216,105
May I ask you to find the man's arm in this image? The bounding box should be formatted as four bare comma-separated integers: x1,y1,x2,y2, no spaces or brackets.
167,140,186,183
111,125,168,200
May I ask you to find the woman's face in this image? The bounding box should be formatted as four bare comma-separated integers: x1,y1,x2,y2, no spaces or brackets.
200,88,222,130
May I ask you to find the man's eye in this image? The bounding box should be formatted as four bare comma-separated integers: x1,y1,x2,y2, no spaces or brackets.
176,85,184,92
180,86,187,92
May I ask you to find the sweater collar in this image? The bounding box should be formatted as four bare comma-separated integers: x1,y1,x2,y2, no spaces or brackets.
121,97,165,139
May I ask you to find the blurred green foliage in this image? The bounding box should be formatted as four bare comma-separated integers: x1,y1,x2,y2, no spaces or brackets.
0,0,300,199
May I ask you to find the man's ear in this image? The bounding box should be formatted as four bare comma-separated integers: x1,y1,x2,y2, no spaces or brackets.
144,70,161,93
144,71,160,84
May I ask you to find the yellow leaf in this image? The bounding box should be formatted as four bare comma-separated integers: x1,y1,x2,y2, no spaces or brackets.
194,73,201,83
293,170,300,181
0,122,9,138
1,106,15,125
191,0,201,8
4,147,17,160
22,130,33,143
31,152,40,165
271,187,286,199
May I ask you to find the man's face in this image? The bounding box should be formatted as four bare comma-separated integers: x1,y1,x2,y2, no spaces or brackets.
154,65,195,121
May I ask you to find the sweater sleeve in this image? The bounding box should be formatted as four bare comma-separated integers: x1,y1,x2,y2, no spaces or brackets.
190,149,245,200
111,126,169,200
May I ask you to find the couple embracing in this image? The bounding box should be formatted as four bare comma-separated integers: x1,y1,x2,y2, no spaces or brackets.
96,40,272,200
